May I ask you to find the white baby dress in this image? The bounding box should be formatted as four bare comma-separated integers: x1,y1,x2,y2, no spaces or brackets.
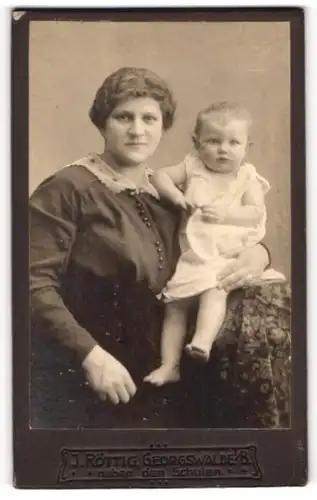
162,155,285,302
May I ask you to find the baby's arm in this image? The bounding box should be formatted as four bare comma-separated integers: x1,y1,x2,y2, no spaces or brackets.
152,162,188,210
224,181,266,227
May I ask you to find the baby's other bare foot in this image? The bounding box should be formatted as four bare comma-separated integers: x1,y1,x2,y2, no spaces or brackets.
185,343,210,363
143,366,180,386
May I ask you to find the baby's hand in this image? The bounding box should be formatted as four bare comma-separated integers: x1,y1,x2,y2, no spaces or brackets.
172,191,189,211
201,204,227,223
183,196,204,214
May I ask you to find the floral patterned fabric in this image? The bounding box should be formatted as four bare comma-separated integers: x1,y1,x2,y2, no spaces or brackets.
179,281,291,428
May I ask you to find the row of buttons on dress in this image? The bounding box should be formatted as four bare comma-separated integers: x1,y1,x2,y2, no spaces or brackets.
128,189,164,271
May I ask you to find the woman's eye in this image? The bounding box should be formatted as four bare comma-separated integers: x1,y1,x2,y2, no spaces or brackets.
143,115,157,123
115,114,131,122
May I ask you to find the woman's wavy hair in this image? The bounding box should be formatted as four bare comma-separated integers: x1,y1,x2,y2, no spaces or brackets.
89,67,176,131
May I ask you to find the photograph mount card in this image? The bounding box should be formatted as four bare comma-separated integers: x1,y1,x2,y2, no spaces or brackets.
12,7,306,488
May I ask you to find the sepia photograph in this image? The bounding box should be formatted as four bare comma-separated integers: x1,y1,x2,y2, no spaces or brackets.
12,8,306,488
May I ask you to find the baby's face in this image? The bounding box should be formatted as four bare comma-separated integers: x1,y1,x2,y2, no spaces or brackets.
197,115,249,174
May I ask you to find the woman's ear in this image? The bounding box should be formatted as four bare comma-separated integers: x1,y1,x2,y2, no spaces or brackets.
99,126,106,140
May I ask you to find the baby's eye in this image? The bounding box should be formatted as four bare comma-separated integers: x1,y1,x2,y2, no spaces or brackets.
207,138,221,145
230,139,240,146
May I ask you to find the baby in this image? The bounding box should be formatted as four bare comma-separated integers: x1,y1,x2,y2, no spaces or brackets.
144,101,285,386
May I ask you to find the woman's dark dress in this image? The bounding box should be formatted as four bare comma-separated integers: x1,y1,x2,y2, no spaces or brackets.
30,159,291,429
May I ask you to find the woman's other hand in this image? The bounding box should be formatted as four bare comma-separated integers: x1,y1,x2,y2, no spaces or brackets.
216,244,269,292
82,345,137,404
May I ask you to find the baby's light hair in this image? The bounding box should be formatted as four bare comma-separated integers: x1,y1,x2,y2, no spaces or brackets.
192,101,252,148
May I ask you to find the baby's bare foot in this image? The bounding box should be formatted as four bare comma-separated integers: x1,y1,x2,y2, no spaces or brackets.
185,343,210,363
144,366,180,386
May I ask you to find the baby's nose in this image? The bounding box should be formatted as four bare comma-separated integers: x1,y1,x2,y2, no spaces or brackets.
218,142,229,152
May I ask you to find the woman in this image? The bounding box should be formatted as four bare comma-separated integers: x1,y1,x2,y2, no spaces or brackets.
30,67,290,429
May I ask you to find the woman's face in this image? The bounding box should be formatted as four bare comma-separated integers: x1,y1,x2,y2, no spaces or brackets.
103,97,163,167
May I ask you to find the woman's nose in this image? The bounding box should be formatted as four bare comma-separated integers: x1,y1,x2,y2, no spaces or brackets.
128,118,145,136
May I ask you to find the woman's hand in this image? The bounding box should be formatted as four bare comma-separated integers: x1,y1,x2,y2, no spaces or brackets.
82,345,137,404
216,244,269,292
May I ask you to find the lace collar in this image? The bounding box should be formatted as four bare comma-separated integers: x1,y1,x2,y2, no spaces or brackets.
69,153,159,198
